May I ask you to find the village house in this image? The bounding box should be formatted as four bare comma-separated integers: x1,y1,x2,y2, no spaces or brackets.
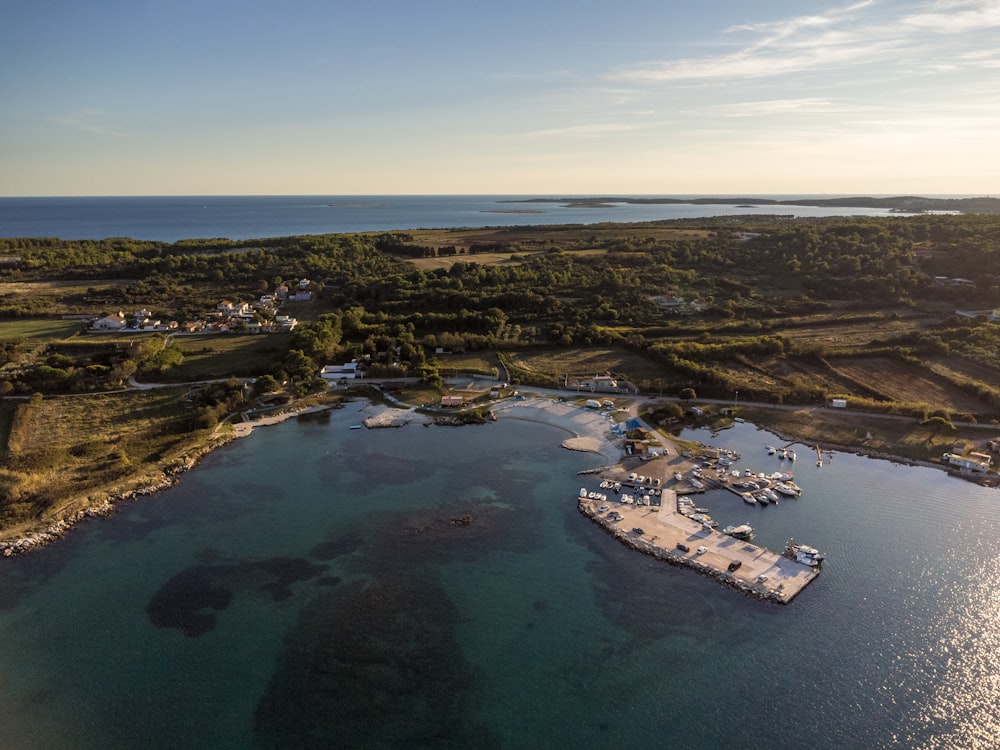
93,313,127,331
272,314,297,331
320,361,363,381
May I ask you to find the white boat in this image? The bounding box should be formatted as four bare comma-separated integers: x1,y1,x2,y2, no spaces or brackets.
742,492,757,505
723,523,754,539
788,449,797,461
766,446,776,454
784,539,824,566
774,482,799,497
579,488,588,498
674,472,683,482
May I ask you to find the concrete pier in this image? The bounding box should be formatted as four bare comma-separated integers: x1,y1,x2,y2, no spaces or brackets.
577,488,819,604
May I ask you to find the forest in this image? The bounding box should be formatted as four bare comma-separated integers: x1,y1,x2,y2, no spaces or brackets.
2,213,1000,417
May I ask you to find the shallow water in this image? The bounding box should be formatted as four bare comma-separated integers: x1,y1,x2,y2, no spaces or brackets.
0,409,997,748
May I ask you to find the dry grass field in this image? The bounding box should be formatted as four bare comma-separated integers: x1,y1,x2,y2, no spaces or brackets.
169,334,289,380
830,357,985,413
773,314,929,353
0,279,133,315
0,318,89,341
503,347,665,384
0,388,213,528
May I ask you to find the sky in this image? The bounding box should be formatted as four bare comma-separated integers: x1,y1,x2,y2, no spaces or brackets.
1,0,998,196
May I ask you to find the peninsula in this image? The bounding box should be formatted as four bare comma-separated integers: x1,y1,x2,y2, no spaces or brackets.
498,195,1000,214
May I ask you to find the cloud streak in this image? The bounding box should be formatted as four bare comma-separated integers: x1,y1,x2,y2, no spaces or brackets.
612,0,997,84
49,108,125,137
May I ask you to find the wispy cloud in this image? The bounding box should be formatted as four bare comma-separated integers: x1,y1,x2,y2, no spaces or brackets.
612,0,996,84
522,122,651,138
717,97,841,117
902,0,1000,32
49,108,125,137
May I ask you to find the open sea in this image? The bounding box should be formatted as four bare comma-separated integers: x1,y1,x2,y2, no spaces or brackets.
0,195,908,243
0,408,997,749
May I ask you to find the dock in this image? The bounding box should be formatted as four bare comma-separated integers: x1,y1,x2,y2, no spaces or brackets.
578,488,819,604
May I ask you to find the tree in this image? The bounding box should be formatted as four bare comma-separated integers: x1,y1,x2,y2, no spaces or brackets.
679,387,697,401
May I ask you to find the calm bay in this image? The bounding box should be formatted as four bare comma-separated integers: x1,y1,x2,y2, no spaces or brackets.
0,404,997,749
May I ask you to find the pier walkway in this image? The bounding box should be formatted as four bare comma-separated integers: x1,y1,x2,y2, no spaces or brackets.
578,488,818,604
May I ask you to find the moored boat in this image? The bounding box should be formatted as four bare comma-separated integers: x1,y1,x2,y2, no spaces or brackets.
783,538,825,566
723,523,754,540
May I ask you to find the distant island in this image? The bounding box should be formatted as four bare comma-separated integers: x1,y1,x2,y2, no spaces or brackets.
499,196,1000,214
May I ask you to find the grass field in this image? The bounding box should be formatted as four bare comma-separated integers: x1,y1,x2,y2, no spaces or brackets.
167,334,290,380
503,347,665,384
0,318,88,341
432,351,502,375
0,388,213,529
829,357,986,414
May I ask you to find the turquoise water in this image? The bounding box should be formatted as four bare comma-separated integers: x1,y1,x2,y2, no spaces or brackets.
1,408,998,748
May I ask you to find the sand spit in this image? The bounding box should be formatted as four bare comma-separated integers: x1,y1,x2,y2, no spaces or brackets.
489,397,622,463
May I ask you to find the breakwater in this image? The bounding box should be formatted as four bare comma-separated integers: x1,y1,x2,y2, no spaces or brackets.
577,495,818,604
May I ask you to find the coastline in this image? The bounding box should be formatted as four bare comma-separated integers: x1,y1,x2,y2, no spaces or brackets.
0,403,339,557
2,391,974,567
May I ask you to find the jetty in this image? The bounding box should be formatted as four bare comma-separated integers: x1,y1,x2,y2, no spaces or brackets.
578,487,819,604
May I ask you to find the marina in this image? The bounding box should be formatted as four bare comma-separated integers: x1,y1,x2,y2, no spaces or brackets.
577,482,820,604
574,432,828,603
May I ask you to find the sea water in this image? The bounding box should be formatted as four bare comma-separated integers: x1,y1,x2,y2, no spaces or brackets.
0,410,997,749
0,195,906,242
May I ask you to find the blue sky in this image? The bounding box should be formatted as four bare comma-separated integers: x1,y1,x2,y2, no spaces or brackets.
2,0,998,196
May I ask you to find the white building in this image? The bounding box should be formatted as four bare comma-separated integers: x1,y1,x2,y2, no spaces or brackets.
93,313,127,331
320,362,363,381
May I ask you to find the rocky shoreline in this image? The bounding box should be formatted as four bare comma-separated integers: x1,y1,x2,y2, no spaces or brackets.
0,434,232,557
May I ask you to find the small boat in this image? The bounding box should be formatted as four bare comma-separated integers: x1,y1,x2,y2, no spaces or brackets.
788,449,797,461
723,523,754,540
349,424,362,429
783,538,825,566
766,446,776,455
755,493,769,506
774,482,799,497
778,449,787,459
579,488,588,498
742,493,757,505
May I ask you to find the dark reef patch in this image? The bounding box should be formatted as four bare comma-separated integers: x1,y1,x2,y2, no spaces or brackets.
145,566,233,637
146,557,327,637
308,531,364,561
252,575,499,750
